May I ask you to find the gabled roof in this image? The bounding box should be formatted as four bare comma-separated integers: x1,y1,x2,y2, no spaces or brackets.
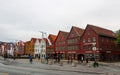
55,30,69,42
31,38,37,43
60,30,69,39
36,38,41,42
48,34,57,44
68,26,84,37
87,24,117,38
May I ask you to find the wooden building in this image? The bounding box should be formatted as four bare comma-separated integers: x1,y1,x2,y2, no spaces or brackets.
81,24,120,61
46,34,56,57
55,31,69,59
67,26,84,59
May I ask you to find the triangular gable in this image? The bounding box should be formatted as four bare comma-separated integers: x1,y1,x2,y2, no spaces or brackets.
67,26,84,39
88,24,117,38
55,30,69,43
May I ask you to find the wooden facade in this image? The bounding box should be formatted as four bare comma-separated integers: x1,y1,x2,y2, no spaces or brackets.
67,26,84,59
81,24,120,61
55,31,69,59
24,38,36,56
46,34,56,56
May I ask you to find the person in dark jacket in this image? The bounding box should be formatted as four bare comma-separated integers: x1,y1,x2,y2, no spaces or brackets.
29,54,33,64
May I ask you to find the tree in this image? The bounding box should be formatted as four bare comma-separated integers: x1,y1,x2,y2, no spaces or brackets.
115,30,120,46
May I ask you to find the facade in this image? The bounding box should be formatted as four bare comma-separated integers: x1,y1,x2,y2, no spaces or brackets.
34,38,41,58
0,42,16,57
24,38,36,56
46,34,56,57
0,42,3,55
24,41,30,56
17,40,24,56
40,38,47,59
67,26,84,59
81,24,120,61
55,31,69,59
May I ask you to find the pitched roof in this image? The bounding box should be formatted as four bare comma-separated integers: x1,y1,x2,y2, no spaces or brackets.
36,38,41,42
72,26,84,36
49,34,57,44
31,38,37,43
55,30,69,43
87,24,117,38
60,30,69,39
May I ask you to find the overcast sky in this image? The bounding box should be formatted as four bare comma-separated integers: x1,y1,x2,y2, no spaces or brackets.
0,0,120,42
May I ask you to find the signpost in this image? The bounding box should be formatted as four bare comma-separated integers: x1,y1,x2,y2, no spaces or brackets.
92,43,99,67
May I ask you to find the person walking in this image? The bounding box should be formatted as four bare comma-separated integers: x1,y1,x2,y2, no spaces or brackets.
81,56,83,63
68,55,70,64
29,54,33,64
86,58,88,63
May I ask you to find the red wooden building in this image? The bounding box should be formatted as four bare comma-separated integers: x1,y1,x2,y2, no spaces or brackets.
67,26,84,59
81,24,120,61
46,34,57,56
55,31,69,59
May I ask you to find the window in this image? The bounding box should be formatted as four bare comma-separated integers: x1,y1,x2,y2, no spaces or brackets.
71,33,74,37
102,37,104,42
93,37,96,42
83,46,86,50
88,32,90,35
88,38,91,42
72,39,74,43
83,39,86,43
88,46,92,50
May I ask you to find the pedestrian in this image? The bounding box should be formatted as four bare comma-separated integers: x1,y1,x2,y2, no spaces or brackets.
29,54,33,64
68,55,70,64
4,52,7,60
81,56,83,63
77,55,80,64
38,55,40,60
71,56,73,63
46,55,48,64
58,54,61,63
86,58,88,63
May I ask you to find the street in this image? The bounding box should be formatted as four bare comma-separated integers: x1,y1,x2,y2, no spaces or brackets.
0,63,99,75
0,58,120,75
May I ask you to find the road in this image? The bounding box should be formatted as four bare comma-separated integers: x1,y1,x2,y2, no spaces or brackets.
0,58,120,75
0,63,102,75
